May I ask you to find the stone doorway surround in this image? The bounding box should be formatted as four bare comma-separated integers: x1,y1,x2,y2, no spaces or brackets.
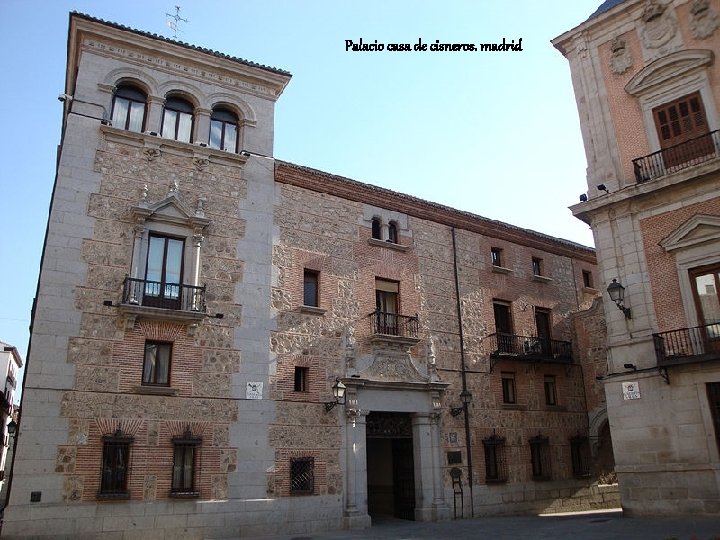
340,377,451,528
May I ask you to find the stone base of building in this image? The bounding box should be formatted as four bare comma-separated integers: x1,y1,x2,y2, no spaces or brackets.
617,468,720,516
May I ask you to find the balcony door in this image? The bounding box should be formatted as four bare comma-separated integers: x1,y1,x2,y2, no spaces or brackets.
691,265,720,353
493,301,513,353
145,235,184,309
535,308,552,355
653,92,712,168
375,279,399,335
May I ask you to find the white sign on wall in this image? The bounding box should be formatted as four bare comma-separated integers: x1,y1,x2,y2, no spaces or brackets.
246,382,263,400
622,381,641,400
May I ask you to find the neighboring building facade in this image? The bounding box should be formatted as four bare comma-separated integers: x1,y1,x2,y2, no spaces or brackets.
3,13,616,538
554,0,720,515
0,342,22,500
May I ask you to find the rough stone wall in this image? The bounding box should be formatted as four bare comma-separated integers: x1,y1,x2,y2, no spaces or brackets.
56,135,244,503
273,167,603,512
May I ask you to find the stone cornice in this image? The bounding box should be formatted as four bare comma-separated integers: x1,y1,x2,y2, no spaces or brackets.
275,161,597,264
68,13,291,101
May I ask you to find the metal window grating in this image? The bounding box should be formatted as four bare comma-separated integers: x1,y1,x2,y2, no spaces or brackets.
290,457,314,494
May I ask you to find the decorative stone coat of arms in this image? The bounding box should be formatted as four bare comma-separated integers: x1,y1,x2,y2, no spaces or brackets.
609,37,633,74
690,0,719,39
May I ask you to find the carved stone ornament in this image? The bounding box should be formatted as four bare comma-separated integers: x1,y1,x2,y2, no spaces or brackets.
193,157,209,171
690,0,719,39
640,0,679,51
609,37,633,74
143,147,161,161
610,37,632,75
360,351,428,383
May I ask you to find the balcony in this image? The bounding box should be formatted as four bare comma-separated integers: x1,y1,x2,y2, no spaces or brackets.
118,277,207,328
653,323,720,367
370,310,420,345
632,129,719,184
488,333,573,367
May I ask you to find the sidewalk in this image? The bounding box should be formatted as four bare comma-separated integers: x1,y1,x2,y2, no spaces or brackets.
241,510,720,540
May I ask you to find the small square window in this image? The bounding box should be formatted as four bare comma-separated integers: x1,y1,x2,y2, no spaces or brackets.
143,341,171,386
544,375,557,406
290,457,314,495
294,366,309,392
491,247,502,267
582,270,593,288
501,372,516,404
303,270,319,307
532,257,543,276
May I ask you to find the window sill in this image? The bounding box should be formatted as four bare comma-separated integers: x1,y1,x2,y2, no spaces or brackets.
170,491,200,498
368,238,409,252
544,404,567,412
500,403,526,410
98,492,130,500
300,305,326,315
532,275,553,284
132,385,178,396
485,478,508,485
491,265,512,274
582,286,599,294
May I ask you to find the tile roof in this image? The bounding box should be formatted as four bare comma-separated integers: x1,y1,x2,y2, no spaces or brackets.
71,12,291,77
587,0,628,20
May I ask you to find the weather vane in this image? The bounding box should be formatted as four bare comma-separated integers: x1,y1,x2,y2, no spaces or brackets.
165,5,188,39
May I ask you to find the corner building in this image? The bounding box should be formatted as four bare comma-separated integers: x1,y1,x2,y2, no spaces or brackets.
4,13,617,538
554,0,720,515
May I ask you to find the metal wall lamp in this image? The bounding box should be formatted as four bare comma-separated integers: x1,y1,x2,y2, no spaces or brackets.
450,390,473,416
607,278,632,319
324,378,347,412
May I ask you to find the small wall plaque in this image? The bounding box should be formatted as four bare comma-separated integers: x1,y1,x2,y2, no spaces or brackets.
622,381,641,400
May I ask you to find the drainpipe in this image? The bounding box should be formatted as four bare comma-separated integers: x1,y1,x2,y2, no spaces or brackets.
451,227,474,517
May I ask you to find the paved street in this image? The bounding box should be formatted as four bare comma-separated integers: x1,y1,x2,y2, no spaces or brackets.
241,510,720,540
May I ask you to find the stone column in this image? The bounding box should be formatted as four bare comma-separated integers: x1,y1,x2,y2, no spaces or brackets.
192,231,203,287
195,108,212,146
344,409,371,530
412,413,450,521
130,223,145,279
146,96,165,134
380,223,390,241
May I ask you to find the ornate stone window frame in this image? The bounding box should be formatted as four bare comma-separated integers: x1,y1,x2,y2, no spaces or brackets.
660,214,720,329
625,49,718,154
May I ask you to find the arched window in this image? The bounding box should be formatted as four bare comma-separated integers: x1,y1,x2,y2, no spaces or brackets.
111,84,146,132
162,96,194,143
388,221,398,243
371,218,381,240
209,107,239,152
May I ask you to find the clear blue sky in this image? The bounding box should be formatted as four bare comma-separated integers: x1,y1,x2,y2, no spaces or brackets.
0,1,601,390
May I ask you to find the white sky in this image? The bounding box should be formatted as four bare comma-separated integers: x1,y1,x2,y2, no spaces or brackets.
0,0,602,389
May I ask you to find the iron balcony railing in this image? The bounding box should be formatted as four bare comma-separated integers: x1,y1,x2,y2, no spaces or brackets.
370,310,419,339
632,129,719,183
653,322,720,366
121,276,206,313
488,333,573,363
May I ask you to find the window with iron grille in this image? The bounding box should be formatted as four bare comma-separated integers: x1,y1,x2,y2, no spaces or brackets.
100,431,133,497
707,383,720,453
303,269,319,307
290,457,314,495
491,247,503,267
570,436,591,478
529,435,551,481
171,430,201,496
482,434,508,483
